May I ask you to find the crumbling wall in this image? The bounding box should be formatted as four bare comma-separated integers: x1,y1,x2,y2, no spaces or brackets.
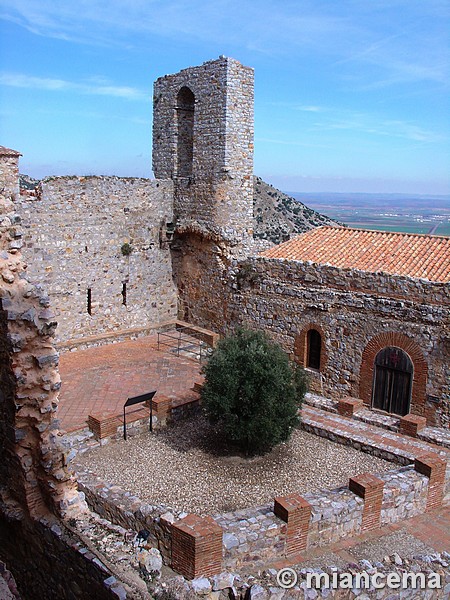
17,175,178,343
0,147,21,203
0,154,139,600
0,162,84,520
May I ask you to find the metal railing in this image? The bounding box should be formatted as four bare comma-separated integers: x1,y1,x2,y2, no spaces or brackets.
157,325,212,362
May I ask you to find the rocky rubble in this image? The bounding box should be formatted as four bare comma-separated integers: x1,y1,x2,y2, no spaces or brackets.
151,553,450,599
66,508,450,599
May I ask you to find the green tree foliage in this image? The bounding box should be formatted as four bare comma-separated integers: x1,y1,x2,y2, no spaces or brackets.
201,328,307,455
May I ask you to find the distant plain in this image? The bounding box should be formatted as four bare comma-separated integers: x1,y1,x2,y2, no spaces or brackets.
290,193,450,236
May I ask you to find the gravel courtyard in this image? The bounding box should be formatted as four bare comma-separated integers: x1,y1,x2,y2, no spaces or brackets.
74,416,393,514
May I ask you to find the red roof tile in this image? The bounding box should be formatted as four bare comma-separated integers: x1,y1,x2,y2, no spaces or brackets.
260,226,450,283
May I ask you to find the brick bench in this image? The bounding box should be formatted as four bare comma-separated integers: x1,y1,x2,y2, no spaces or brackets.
175,320,219,348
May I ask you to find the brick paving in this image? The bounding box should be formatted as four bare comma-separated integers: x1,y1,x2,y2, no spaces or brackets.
57,335,202,432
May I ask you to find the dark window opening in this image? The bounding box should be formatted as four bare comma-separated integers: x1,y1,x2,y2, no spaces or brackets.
122,283,127,306
87,288,92,315
372,347,412,416
176,86,195,177
307,329,321,370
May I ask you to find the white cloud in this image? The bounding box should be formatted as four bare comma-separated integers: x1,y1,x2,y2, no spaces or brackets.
0,0,447,90
311,110,445,143
0,72,147,100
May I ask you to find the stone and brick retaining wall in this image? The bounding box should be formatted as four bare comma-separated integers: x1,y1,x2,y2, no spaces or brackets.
75,448,449,578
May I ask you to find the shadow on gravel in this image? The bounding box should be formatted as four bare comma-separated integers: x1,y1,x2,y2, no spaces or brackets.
153,413,289,462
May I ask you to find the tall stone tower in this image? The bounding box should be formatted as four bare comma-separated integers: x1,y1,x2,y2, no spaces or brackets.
152,56,254,244
152,56,254,328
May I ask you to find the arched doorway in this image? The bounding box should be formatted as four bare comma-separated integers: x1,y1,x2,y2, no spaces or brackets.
176,86,195,177
371,347,412,416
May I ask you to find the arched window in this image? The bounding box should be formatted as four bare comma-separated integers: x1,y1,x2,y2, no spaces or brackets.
307,329,321,370
372,347,413,416
176,86,195,177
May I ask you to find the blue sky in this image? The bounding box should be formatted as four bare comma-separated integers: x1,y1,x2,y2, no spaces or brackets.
0,0,449,194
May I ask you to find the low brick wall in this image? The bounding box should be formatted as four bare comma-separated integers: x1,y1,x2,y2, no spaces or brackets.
76,450,449,576
87,390,201,442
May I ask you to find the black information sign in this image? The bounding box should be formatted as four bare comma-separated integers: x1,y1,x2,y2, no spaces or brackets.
123,391,156,440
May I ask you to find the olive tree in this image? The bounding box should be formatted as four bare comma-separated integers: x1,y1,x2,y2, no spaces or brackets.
201,328,307,455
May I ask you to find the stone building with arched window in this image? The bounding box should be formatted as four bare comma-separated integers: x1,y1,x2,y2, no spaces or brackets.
233,226,450,428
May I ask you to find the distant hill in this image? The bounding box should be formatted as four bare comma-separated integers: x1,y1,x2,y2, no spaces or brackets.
19,174,40,190
253,177,342,245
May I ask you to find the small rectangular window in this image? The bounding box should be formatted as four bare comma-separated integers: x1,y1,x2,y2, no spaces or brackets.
87,288,92,315
307,329,321,370
121,283,127,306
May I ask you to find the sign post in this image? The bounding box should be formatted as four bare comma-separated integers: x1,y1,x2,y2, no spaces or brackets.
123,391,156,440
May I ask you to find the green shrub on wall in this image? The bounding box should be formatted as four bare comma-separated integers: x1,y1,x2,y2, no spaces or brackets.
201,328,307,455
120,242,133,256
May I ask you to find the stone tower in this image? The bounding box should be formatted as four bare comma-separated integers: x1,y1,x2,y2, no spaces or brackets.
152,56,255,328
152,56,254,244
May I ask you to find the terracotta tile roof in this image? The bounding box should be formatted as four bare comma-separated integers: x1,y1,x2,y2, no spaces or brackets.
0,145,21,157
260,226,450,283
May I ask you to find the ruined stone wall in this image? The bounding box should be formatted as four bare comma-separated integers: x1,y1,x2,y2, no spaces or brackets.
0,173,85,520
170,233,238,326
153,56,254,244
17,176,178,343
0,150,21,203
0,517,128,600
230,257,449,427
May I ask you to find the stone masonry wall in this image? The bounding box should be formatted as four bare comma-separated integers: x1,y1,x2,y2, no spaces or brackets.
0,516,128,600
75,458,442,574
171,233,241,326
17,176,178,343
230,257,449,427
153,56,254,244
0,149,21,203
